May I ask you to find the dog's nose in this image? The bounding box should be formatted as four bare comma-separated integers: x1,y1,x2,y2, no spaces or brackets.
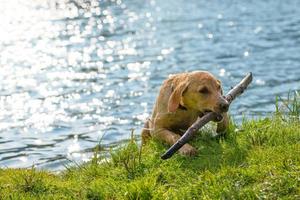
219,101,229,112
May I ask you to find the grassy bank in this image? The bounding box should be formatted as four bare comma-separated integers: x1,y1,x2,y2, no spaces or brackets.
0,95,299,199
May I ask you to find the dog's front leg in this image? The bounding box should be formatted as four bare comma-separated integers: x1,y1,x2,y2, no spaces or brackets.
216,112,229,136
152,128,197,156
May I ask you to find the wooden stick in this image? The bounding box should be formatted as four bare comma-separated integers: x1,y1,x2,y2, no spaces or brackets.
161,72,253,160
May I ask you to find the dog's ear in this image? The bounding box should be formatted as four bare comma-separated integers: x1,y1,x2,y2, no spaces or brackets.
168,81,189,112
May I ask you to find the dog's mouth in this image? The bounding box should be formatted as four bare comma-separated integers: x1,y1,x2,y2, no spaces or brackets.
202,108,223,114
203,109,213,114
201,109,223,121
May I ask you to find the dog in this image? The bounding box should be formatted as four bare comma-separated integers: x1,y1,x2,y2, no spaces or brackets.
141,71,229,156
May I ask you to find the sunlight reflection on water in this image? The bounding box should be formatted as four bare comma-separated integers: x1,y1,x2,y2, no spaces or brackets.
0,0,299,170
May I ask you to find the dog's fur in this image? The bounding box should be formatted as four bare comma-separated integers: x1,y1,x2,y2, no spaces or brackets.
141,71,229,156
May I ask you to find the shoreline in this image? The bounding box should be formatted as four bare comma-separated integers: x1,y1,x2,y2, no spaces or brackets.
0,97,299,199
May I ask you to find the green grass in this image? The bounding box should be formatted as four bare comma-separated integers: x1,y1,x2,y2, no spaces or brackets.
0,93,299,200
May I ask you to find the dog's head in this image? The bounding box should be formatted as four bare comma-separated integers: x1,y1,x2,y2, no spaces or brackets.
168,71,229,114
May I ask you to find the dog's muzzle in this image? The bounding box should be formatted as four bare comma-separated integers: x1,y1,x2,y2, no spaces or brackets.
218,97,229,112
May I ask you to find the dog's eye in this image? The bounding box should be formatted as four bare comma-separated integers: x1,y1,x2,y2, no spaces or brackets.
217,85,221,90
199,87,209,94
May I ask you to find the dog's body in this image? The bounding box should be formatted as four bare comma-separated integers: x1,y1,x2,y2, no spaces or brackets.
142,71,229,155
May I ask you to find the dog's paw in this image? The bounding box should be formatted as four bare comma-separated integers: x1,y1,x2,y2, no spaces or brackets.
213,131,227,141
179,144,197,156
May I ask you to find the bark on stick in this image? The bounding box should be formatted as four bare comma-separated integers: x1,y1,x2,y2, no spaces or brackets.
161,72,253,160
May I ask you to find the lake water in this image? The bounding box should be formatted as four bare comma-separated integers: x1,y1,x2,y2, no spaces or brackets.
0,0,299,170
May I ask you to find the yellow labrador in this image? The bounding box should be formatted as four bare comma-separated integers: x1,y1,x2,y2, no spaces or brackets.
142,71,229,156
